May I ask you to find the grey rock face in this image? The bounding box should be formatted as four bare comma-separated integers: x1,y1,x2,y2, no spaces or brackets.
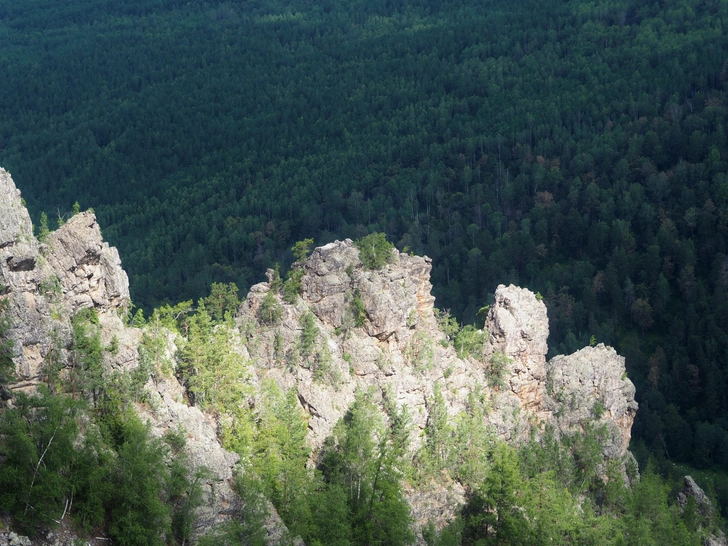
677,476,727,546
0,169,54,389
239,244,639,539
0,168,37,275
43,211,130,314
300,239,436,338
0,169,252,542
485,285,549,414
0,168,640,544
678,475,714,516
300,239,360,328
547,344,638,458
0,531,32,546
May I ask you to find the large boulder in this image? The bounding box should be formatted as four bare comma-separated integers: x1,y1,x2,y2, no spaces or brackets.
547,344,638,459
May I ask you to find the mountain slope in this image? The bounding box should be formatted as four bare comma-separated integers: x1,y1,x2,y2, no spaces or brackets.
0,168,655,544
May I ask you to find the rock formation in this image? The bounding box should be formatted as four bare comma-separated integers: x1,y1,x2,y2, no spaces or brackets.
0,167,639,543
240,241,639,530
242,244,637,458
0,169,245,541
547,344,638,459
677,476,727,546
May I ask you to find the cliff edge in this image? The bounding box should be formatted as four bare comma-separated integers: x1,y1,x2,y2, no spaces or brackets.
0,168,638,543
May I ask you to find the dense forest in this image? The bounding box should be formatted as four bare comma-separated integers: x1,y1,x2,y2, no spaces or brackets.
1,0,728,495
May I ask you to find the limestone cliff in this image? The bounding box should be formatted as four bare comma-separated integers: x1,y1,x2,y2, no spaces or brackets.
0,167,638,543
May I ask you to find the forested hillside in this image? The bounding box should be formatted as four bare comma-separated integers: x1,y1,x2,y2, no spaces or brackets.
1,0,727,475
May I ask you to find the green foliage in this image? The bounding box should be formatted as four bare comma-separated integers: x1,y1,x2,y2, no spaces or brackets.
486,351,511,390
452,388,493,486
259,289,283,325
292,238,314,263
592,399,606,419
475,305,490,324
107,334,119,355
37,211,50,242
429,438,708,546
164,426,187,453
177,307,255,413
320,391,415,546
131,308,145,328
387,401,413,462
423,382,453,473
351,289,366,328
568,424,609,493
251,383,311,522
270,263,283,292
0,387,82,534
313,343,343,389
39,274,62,299
138,327,174,378
201,282,240,323
0,296,14,384
283,267,304,304
148,300,194,333
467,442,527,544
0,387,197,543
434,309,460,346
453,324,486,360
298,311,318,361
171,303,258,459
620,467,701,546
355,233,394,270
168,459,210,546
70,308,105,404
106,411,171,546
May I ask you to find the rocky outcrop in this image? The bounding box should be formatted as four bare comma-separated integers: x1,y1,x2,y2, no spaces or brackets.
241,241,464,451
0,170,251,543
0,531,31,546
678,476,715,517
0,167,639,544
0,170,129,389
300,239,437,337
547,344,638,459
677,476,727,546
486,285,549,410
0,168,37,275
0,168,57,390
239,243,638,535
42,211,129,314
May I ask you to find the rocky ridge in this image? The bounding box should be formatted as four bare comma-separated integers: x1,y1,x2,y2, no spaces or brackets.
0,169,244,543
241,239,639,528
243,240,638,458
1,167,638,543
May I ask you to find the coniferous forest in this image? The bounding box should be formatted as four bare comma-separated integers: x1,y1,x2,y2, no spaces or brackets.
2,0,728,519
